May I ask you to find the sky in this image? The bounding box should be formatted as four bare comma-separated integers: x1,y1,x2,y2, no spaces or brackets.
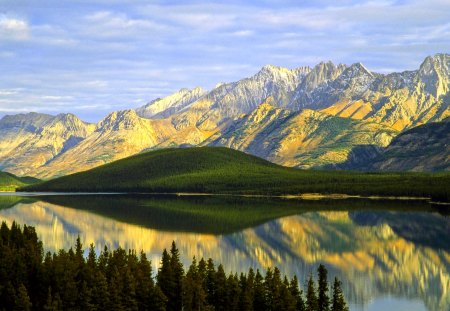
0,0,449,123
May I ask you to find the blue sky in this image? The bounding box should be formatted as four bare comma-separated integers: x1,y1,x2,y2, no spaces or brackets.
0,0,449,123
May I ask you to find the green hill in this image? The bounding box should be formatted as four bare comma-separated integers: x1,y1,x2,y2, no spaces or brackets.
20,147,450,202
0,171,40,191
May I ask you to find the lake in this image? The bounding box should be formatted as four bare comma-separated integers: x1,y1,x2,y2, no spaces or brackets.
0,193,448,311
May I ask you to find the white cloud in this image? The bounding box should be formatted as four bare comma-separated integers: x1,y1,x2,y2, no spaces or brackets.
0,88,21,96
0,1,448,122
140,4,238,32
83,11,169,38
230,30,254,37
0,15,30,41
42,95,74,101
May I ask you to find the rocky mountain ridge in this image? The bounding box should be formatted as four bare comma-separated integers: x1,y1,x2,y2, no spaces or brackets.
335,118,450,171
0,54,449,177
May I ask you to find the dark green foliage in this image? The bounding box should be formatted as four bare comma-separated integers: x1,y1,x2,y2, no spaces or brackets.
318,264,330,311
306,274,319,311
253,270,266,311
0,171,40,191
215,264,228,311
157,249,174,310
169,242,183,311
205,258,217,307
290,275,305,311
0,221,347,311
20,147,450,202
331,277,349,311
226,273,241,311
183,257,209,311
15,283,32,311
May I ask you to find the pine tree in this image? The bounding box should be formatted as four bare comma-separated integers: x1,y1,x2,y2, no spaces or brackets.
281,276,297,311
122,268,138,311
14,283,32,311
97,245,109,275
239,271,254,311
157,249,173,310
2,280,17,310
43,287,54,311
183,257,208,311
289,275,305,311
205,258,217,307
264,267,274,309
198,257,207,290
0,221,9,244
152,285,168,311
44,287,62,311
78,280,94,311
169,241,184,311
75,236,84,265
226,273,240,311
60,251,78,310
214,264,227,311
331,278,348,311
107,267,125,311
306,274,318,311
87,244,97,270
92,271,110,311
317,264,330,311
253,269,266,311
135,251,155,310
265,267,284,310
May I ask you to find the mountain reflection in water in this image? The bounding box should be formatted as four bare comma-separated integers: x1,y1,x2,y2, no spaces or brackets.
0,194,448,311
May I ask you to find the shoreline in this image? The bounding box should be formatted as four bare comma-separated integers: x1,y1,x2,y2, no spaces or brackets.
3,190,443,203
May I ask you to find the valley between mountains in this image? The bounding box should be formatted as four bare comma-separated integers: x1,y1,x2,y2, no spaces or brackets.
0,54,449,179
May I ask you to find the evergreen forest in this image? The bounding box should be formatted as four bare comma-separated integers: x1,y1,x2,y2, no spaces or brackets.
0,221,348,311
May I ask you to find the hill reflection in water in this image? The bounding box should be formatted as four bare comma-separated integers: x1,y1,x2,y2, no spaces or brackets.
0,194,448,311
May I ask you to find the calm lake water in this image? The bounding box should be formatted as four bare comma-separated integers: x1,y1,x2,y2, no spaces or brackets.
0,193,448,311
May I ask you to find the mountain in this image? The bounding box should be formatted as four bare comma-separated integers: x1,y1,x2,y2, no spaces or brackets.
206,97,397,168
337,118,450,171
31,110,178,178
20,147,450,202
0,171,40,191
136,87,206,119
31,109,218,179
0,54,449,177
318,54,450,130
0,112,95,176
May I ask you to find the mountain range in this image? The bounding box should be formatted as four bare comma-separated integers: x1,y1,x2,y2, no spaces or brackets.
0,54,449,178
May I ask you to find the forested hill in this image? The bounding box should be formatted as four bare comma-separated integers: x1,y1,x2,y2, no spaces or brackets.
0,171,40,191
20,147,450,202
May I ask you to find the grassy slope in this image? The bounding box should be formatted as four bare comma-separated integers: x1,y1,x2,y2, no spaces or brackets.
20,147,450,202
0,171,40,191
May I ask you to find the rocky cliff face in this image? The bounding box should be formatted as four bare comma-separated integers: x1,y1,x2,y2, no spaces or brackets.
0,113,95,176
33,110,178,178
136,87,206,119
0,54,449,177
208,101,397,168
335,118,450,171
